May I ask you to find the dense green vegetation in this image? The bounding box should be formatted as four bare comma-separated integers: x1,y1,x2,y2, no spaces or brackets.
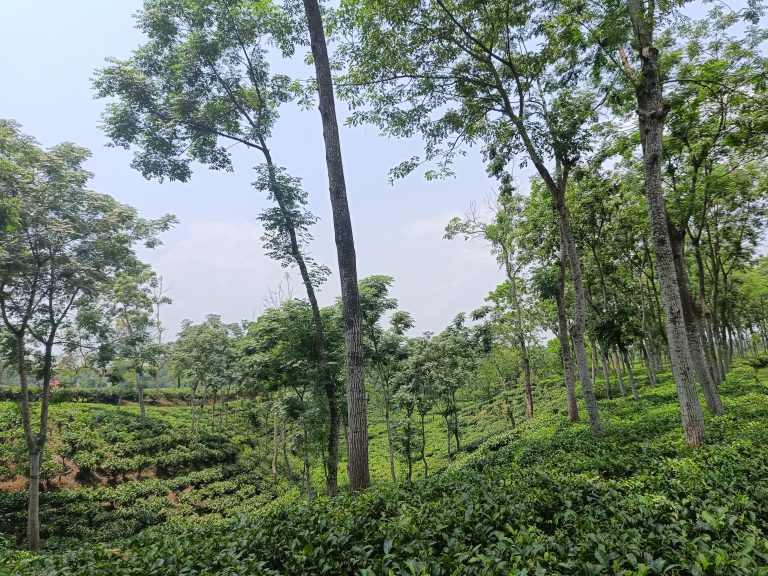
3,364,768,574
2,0,768,572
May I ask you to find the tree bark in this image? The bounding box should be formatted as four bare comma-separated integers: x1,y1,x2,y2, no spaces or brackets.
599,344,612,399
261,145,340,497
302,0,369,491
623,350,639,400
136,372,146,423
613,349,627,397
555,203,602,437
669,225,724,415
383,391,397,482
555,257,579,421
627,1,705,447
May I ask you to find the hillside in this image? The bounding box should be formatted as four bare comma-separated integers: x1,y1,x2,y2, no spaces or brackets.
3,362,767,575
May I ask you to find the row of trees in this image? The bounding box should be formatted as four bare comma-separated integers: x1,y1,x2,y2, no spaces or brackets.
3,0,767,554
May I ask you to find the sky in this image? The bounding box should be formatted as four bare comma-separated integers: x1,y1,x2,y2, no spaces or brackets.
0,1,507,337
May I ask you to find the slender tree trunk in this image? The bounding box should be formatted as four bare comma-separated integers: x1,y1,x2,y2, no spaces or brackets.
303,425,313,499
669,227,724,415
281,417,292,478
599,344,612,400
503,251,533,420
642,339,658,387
555,256,580,421
136,372,146,423
623,350,639,400
613,350,627,397
262,147,340,497
272,412,278,485
555,212,602,437
627,3,705,447
383,391,397,483
591,342,598,390
420,413,428,478
302,0,369,491
27,449,42,552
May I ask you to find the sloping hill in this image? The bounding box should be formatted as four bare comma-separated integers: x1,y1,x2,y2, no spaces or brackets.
3,365,768,575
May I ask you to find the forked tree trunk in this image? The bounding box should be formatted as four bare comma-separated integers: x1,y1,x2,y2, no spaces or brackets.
302,0,369,491
627,0,705,447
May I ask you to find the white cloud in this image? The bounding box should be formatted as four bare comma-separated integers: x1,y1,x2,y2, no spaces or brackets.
141,220,287,337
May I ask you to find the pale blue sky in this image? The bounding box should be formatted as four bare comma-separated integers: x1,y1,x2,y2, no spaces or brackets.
0,1,505,336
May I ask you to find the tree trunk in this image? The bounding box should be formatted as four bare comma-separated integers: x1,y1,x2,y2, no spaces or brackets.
27,449,43,552
303,425,313,499
627,3,705,447
262,146,340,498
383,392,397,483
613,350,627,397
599,344,612,400
623,350,639,400
555,256,580,421
420,413,428,478
642,339,658,387
669,227,724,415
136,372,146,423
272,412,278,485
302,0,369,491
555,207,602,437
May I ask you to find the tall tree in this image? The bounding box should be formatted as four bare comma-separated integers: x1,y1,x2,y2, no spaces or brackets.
302,0,370,489
0,120,172,551
338,0,604,438
93,0,342,496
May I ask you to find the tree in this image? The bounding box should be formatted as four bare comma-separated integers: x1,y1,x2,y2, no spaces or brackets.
151,275,172,391
358,275,413,482
111,268,162,423
241,299,329,498
0,120,172,551
172,315,242,439
302,0,370,490
93,0,342,496
338,0,604,438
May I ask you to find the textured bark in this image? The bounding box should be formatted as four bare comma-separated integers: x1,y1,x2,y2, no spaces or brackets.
555,206,602,437
303,0,370,490
627,1,705,447
642,339,658,387
555,256,579,422
669,227,724,415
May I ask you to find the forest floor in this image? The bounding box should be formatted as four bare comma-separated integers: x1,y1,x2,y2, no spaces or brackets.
2,361,768,574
